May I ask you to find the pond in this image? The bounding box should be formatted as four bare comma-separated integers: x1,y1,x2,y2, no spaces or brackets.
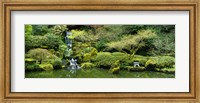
25,68,175,78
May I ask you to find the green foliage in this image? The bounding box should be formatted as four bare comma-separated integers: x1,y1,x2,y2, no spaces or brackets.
145,56,175,70
133,55,149,66
121,25,148,34
57,45,68,58
93,52,131,68
95,40,107,51
25,63,41,71
145,59,157,70
49,25,68,35
25,34,64,51
83,53,91,62
109,67,120,74
81,62,95,69
25,25,32,35
27,48,58,64
69,30,86,39
106,29,157,54
39,63,54,71
109,60,120,74
93,52,113,68
156,56,175,68
52,58,63,70
32,25,49,35
25,58,36,64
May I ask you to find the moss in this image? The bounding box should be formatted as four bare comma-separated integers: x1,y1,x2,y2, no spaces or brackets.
81,62,95,69
39,63,54,71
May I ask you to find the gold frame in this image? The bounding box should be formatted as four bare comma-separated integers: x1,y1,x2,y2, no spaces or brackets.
0,0,199,102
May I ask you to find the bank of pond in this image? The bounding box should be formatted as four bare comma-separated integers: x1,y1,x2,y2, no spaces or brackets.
25,52,175,78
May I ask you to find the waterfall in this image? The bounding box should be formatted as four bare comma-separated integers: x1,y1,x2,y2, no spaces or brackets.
64,31,81,72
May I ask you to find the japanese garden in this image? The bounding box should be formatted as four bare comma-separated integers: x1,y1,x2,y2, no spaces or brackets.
25,25,175,78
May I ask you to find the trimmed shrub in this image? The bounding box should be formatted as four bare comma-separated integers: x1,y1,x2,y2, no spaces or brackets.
81,62,95,69
133,55,149,66
145,59,157,70
39,64,54,71
92,52,113,68
27,48,58,64
83,53,92,62
156,56,175,68
52,59,63,70
93,52,132,69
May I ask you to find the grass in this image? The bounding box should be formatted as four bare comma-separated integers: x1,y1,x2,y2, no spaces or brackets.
25,68,175,78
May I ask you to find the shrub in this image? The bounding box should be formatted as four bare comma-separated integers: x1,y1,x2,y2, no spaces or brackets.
133,55,149,66
93,52,132,69
145,59,157,70
81,62,95,69
109,60,120,74
83,53,91,62
109,67,120,74
156,56,175,68
93,52,113,68
27,48,58,64
39,64,54,71
52,59,63,70
25,58,36,64
25,63,41,71
25,34,64,52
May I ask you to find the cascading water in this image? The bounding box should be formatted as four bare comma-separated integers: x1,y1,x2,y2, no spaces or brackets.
64,31,81,74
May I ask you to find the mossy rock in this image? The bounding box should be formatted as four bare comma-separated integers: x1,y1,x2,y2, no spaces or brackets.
81,62,95,69
39,63,54,71
25,58,36,64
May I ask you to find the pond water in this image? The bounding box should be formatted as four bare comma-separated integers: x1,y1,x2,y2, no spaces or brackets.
25,68,175,78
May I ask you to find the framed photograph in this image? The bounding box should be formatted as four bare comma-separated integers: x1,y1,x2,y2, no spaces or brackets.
1,0,199,102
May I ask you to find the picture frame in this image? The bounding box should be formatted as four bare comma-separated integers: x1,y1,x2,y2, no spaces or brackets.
0,0,199,102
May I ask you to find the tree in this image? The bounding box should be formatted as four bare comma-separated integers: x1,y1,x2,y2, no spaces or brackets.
27,48,57,64
106,29,157,55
